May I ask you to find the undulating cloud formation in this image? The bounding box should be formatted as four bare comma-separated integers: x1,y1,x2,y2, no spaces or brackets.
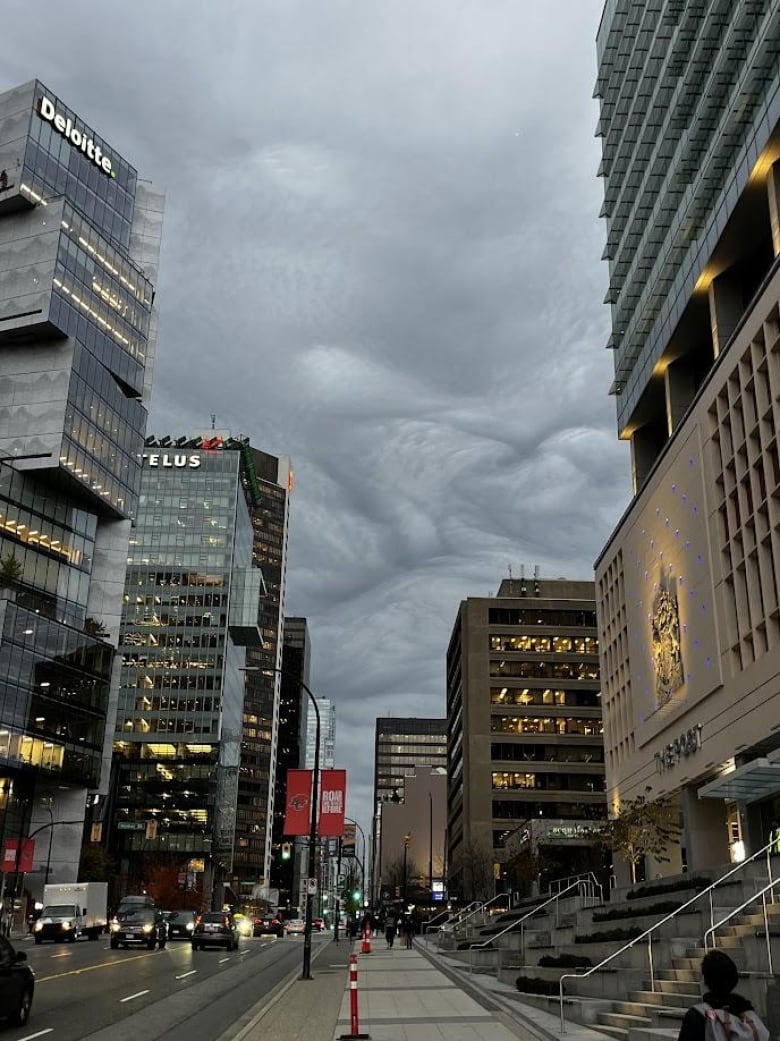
3,0,630,842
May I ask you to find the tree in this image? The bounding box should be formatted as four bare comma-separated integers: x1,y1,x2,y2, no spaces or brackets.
143,857,202,909
84,617,110,639
383,855,421,890
78,843,115,883
598,795,682,884
451,839,495,901
0,554,22,590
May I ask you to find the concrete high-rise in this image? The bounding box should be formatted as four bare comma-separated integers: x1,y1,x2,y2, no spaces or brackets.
595,1,780,875
446,578,605,899
304,698,335,769
0,80,163,899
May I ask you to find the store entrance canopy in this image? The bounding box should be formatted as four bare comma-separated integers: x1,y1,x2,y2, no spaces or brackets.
698,758,780,803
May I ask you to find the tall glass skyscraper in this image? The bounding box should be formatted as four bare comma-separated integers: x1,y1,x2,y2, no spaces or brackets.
0,80,163,896
114,438,263,904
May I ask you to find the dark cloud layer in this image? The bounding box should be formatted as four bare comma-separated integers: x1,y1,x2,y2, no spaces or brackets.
2,0,629,843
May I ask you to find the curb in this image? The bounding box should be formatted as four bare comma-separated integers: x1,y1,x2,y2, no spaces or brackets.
214,939,339,1041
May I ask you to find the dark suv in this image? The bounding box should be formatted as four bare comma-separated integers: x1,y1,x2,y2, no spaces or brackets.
253,913,284,938
164,909,198,939
110,908,168,950
0,936,34,1026
192,912,239,950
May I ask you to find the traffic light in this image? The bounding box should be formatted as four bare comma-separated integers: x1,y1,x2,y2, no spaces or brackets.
352,889,361,902
394,886,401,898
281,842,291,860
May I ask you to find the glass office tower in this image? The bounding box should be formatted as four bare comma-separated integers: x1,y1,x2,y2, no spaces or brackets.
114,438,263,904
0,80,164,897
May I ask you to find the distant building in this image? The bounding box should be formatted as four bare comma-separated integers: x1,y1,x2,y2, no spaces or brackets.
304,698,335,769
446,576,606,899
376,768,446,906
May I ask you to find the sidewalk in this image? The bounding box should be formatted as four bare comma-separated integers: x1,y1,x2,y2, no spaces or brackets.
332,940,524,1041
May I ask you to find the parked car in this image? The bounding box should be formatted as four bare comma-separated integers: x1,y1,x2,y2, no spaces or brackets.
285,918,306,936
110,908,168,950
164,910,197,939
253,914,284,938
192,912,239,950
0,936,34,1026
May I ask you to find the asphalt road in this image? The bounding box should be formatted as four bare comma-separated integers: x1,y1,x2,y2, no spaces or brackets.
4,930,329,1041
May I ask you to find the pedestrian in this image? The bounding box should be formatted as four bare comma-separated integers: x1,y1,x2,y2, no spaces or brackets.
403,915,413,949
769,820,780,854
677,951,769,1041
384,912,396,949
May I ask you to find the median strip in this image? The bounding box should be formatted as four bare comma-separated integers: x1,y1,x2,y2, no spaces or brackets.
120,990,149,1003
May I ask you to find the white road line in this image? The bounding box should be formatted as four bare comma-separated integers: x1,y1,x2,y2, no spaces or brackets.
218,957,229,964
175,970,197,979
50,953,71,958
240,948,249,955
18,1030,53,1041
120,989,149,1003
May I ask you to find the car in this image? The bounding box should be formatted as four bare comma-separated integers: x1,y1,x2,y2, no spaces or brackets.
192,912,239,950
110,908,168,949
0,935,34,1026
164,909,197,939
285,918,306,936
312,917,325,932
253,914,284,938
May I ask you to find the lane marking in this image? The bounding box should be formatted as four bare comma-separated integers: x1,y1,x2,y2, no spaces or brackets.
18,1031,53,1041
240,948,250,956
175,970,197,980
50,953,71,958
37,949,160,983
120,989,149,1003
218,957,229,964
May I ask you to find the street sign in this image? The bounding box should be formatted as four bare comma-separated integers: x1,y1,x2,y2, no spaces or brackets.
117,822,144,831
337,874,345,885
306,877,317,896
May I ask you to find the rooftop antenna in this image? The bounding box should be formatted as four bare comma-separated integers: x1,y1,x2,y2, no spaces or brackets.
210,413,216,430
534,564,541,596
508,563,513,580
520,564,527,597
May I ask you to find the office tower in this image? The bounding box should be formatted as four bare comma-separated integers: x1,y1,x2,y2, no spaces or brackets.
270,616,310,906
446,577,605,900
595,1,780,875
370,717,447,903
233,448,292,896
114,437,263,903
0,80,163,897
304,698,336,769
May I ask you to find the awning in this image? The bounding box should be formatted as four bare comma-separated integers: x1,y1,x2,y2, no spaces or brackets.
698,757,780,803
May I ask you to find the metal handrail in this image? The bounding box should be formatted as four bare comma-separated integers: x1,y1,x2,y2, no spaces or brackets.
468,878,590,973
422,908,453,935
433,901,480,947
451,893,510,934
548,871,604,904
704,878,776,974
559,838,777,1033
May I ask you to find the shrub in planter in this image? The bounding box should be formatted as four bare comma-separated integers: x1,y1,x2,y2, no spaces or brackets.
626,877,710,900
515,976,559,996
592,900,683,922
538,953,592,968
575,926,642,944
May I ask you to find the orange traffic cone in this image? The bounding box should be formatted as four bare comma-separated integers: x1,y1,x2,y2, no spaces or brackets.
361,924,371,954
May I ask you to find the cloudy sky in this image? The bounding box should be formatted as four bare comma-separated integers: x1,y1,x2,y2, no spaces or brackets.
3,0,630,845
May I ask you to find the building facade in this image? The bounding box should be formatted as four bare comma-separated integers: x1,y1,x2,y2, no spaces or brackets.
304,698,336,770
270,616,310,906
0,80,163,898
370,717,447,904
113,438,263,903
446,578,605,899
375,768,447,906
595,0,780,874
233,449,291,898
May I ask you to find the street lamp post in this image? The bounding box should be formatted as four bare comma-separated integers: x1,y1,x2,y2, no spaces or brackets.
241,665,320,981
403,832,411,906
428,792,433,896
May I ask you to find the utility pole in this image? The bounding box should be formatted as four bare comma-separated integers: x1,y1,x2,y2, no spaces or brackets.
333,837,342,943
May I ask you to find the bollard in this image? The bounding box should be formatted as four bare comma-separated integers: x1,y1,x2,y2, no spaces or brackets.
361,922,372,955
338,953,371,1040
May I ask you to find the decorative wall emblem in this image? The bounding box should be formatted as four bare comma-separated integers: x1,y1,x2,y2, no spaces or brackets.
652,582,683,704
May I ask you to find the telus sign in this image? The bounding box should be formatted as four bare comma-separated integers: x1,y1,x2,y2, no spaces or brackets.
37,96,114,177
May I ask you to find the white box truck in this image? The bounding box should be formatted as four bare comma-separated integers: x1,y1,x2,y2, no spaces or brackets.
34,882,108,943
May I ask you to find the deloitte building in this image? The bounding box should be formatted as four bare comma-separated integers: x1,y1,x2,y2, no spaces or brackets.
0,81,164,894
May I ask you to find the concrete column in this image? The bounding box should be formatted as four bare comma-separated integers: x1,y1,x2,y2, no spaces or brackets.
664,359,697,436
630,426,660,494
767,162,780,258
681,787,729,871
708,271,743,357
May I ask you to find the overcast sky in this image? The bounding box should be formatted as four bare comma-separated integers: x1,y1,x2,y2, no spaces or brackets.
3,0,629,850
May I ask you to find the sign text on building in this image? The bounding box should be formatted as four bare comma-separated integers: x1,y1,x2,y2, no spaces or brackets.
38,96,114,177
142,453,201,469
654,724,703,773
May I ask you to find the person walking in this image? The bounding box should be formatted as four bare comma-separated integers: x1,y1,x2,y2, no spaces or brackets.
384,912,396,949
403,915,414,949
677,951,768,1041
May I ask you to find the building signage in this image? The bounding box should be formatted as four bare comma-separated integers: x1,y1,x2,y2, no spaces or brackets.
319,769,347,838
654,723,703,772
652,583,684,706
142,453,201,469
37,96,114,177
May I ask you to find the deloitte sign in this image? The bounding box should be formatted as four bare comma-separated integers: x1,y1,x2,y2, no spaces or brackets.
37,96,114,178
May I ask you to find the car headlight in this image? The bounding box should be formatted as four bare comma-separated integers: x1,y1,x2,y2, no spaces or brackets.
186,921,194,931
111,922,120,932
142,924,153,933
34,922,43,932
61,922,72,930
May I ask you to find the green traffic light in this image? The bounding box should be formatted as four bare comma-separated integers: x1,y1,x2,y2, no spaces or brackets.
353,890,361,901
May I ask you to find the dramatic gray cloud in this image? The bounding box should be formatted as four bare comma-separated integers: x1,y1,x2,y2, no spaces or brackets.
2,0,629,845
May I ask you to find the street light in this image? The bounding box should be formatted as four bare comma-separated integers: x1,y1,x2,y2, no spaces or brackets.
241,665,320,981
403,832,411,906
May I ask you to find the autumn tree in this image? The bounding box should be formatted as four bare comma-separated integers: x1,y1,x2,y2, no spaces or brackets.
451,839,495,901
78,843,114,883
598,795,681,884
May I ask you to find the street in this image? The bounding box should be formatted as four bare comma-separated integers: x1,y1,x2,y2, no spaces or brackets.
4,932,329,1041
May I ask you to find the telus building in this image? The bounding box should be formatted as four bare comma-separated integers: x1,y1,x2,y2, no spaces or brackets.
0,81,164,897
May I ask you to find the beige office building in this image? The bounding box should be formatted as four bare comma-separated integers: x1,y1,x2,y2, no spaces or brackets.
595,1,780,873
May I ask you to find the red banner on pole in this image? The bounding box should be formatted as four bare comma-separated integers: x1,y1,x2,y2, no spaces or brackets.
283,769,313,836
319,769,346,837
2,839,35,873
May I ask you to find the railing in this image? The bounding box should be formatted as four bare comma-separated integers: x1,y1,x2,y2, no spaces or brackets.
559,838,777,1033
469,879,591,974
547,871,604,907
422,908,455,936
436,894,511,950
430,901,480,944
704,878,776,974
